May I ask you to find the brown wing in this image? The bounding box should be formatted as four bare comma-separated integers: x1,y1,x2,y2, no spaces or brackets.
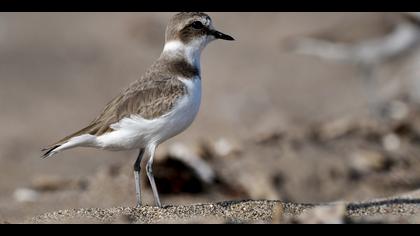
49,77,187,147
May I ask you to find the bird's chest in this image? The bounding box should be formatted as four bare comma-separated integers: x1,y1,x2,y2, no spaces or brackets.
159,77,202,139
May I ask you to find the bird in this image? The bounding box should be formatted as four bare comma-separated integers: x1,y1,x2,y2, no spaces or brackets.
41,12,234,208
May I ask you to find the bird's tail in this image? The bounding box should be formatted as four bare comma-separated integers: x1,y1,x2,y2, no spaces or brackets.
41,145,61,159
41,123,99,159
41,134,97,159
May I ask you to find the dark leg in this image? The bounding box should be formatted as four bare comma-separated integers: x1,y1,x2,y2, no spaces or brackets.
133,148,145,208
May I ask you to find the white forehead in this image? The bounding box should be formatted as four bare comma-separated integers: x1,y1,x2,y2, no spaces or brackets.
170,13,214,30
201,16,212,27
188,15,212,28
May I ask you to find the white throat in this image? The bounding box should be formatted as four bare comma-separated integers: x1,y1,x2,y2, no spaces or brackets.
162,39,207,70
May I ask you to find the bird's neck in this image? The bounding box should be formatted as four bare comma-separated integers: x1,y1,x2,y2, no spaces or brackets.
161,40,204,72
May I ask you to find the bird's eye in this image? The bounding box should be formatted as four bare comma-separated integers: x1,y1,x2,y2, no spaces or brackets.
191,21,204,29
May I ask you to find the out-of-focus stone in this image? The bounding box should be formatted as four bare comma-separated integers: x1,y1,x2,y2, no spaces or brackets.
168,143,215,184
382,133,401,152
350,150,390,175
255,131,285,145
271,204,284,223
236,174,279,200
317,117,354,140
212,138,242,157
31,175,85,192
387,100,410,121
13,188,40,203
295,204,346,224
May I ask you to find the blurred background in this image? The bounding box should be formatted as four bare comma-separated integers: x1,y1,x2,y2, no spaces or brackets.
2,12,420,223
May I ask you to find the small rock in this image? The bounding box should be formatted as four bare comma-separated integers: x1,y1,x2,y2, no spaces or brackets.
271,204,284,223
350,150,390,175
13,188,40,203
237,174,278,200
255,131,285,145
213,138,242,156
31,175,81,192
387,100,410,121
295,204,346,224
317,117,354,140
382,133,401,152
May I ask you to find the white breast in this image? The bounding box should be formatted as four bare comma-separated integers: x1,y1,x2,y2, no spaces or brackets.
96,77,202,151
164,77,202,137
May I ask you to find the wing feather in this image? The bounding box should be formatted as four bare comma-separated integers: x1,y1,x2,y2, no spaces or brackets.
46,77,187,148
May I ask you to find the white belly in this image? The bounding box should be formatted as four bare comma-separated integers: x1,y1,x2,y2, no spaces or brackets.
96,77,201,150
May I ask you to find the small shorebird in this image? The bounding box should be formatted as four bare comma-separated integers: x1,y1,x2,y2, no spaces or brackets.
42,12,234,207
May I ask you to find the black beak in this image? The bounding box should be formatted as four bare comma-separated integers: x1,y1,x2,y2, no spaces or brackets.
211,30,235,41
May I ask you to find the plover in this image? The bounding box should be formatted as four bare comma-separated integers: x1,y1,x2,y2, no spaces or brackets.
41,12,234,207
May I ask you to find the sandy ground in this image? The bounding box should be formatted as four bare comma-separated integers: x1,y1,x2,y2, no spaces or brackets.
28,191,420,224
2,12,420,223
